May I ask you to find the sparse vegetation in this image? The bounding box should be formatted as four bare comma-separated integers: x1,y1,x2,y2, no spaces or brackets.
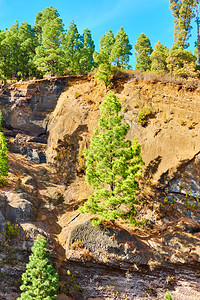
136,106,153,126
0,111,9,185
164,289,172,300
74,91,81,99
76,150,86,174
2,222,20,239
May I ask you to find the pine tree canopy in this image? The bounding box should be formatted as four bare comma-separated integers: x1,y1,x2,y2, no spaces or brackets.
18,234,59,300
79,92,144,224
150,41,169,73
134,33,153,72
169,0,195,48
110,27,132,68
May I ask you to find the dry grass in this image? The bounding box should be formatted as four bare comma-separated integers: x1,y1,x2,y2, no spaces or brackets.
113,69,200,90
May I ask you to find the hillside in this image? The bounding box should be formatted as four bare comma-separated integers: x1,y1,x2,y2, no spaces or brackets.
0,73,200,299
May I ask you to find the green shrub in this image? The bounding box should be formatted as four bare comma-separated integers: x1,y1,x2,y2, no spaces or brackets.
2,222,20,239
164,289,172,300
136,106,152,126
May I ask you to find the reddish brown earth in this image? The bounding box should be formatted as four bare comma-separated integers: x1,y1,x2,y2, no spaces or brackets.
0,72,200,299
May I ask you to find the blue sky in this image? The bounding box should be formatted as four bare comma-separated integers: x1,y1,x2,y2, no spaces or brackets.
0,0,197,67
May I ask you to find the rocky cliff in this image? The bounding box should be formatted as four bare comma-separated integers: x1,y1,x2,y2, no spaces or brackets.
0,72,200,299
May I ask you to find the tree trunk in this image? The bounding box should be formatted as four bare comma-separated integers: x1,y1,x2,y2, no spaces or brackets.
196,4,200,65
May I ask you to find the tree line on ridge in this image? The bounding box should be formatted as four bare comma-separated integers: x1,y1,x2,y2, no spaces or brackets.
0,2,200,84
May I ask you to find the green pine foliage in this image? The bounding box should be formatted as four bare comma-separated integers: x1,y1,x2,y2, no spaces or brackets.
63,20,83,74
0,112,8,185
166,44,197,77
18,234,59,300
150,41,169,73
94,28,132,86
79,92,144,224
94,63,113,87
134,33,153,72
169,0,194,49
93,29,115,86
0,132,9,185
193,1,200,64
0,21,38,79
79,28,95,74
34,7,65,76
110,27,132,68
98,29,115,64
0,4,200,79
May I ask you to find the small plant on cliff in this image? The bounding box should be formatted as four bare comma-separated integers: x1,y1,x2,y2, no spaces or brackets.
0,111,8,185
164,289,172,300
18,234,59,300
79,92,144,225
136,106,152,127
2,222,20,239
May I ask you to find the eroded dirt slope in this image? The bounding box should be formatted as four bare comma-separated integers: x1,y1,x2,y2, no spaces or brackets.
0,73,200,299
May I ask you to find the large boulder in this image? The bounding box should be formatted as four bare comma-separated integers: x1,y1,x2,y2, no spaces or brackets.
5,191,38,223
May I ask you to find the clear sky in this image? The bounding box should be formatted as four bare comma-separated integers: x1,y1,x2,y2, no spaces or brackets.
0,0,197,68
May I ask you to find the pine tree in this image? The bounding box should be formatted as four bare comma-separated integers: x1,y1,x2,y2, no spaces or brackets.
98,29,115,64
18,234,59,300
150,41,169,73
193,0,200,64
169,0,195,49
0,21,37,80
79,92,144,224
110,27,132,68
0,30,9,80
0,112,8,185
79,28,95,74
94,62,113,87
134,33,153,72
34,7,65,76
63,20,83,74
93,29,115,86
17,21,38,78
2,21,21,79
166,44,196,77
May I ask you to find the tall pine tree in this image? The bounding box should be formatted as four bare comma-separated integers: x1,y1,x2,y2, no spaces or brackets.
34,6,65,76
110,27,132,68
79,92,144,224
63,20,83,74
93,29,115,86
97,29,115,64
169,0,195,48
0,30,9,80
150,41,169,73
18,234,59,300
193,0,200,64
0,22,37,79
134,33,153,72
79,28,95,74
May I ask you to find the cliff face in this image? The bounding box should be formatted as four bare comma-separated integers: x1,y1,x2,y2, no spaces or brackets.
2,74,200,192
0,77,68,135
0,74,200,299
46,75,200,189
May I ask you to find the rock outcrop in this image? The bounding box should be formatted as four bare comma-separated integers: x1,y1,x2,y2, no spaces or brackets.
0,73,200,299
